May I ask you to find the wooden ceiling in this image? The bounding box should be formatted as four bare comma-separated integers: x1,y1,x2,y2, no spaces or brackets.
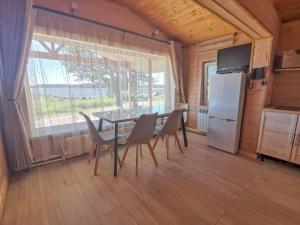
113,0,238,45
274,0,300,22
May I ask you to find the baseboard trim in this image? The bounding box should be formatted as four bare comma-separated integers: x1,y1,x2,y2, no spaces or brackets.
186,127,207,135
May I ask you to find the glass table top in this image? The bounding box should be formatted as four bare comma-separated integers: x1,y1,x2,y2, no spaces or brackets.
92,105,175,123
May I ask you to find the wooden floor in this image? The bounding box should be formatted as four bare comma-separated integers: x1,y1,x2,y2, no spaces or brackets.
2,132,300,225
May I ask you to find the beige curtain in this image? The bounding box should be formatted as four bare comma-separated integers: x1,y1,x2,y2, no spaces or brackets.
0,0,34,171
23,9,175,163
169,41,186,103
34,10,170,56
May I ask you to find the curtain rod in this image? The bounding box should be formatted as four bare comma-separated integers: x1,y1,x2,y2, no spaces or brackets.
32,5,171,45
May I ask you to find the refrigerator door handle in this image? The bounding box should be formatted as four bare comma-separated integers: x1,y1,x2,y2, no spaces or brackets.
209,116,236,122
226,119,236,122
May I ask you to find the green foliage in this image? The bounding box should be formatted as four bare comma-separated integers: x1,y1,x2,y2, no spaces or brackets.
33,96,115,116
61,46,151,106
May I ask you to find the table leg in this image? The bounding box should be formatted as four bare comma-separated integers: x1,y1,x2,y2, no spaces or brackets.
98,118,103,132
181,114,188,147
114,122,119,177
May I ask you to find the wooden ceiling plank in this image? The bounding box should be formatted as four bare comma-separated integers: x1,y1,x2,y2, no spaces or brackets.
194,0,262,39
154,9,211,27
215,0,271,36
113,0,240,45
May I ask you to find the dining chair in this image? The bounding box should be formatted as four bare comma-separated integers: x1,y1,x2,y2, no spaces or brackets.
176,102,189,123
121,113,158,174
79,112,122,175
153,109,184,159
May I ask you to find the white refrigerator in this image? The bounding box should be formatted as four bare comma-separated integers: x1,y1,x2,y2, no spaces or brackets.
207,72,246,154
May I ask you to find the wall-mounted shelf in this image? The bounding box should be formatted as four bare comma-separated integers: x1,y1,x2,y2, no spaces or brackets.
274,67,300,72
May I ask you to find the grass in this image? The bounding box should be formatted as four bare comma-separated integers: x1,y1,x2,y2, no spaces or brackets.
33,95,164,116
33,96,115,116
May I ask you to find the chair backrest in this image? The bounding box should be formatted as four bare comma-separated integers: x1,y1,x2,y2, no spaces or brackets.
160,109,183,135
176,103,188,110
176,103,188,123
79,112,103,144
128,113,157,143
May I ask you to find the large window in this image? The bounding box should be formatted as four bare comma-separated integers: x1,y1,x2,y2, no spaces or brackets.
25,33,174,136
203,61,217,105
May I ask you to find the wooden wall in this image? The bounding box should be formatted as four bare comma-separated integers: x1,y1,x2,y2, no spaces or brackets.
33,0,170,42
183,0,281,155
183,33,252,129
277,20,300,52
272,20,300,107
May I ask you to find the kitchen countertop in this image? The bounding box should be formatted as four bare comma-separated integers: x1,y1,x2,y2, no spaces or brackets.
263,106,300,114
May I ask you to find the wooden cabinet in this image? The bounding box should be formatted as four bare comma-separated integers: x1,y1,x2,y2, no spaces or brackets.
251,37,273,69
290,122,300,165
257,110,300,165
257,111,297,161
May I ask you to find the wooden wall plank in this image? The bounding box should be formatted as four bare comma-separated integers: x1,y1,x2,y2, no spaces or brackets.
274,0,300,22
237,0,280,35
277,20,300,53
183,33,251,129
272,20,300,108
33,0,171,42
194,0,269,39
240,90,265,153
272,71,300,108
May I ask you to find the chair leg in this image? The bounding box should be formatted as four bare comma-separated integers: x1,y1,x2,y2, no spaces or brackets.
174,133,183,153
135,144,139,175
140,144,143,158
166,135,169,160
146,142,158,166
88,143,96,164
121,145,130,166
94,147,100,175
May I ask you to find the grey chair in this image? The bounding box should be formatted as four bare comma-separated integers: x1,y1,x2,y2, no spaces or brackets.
176,102,188,123
79,112,122,175
153,109,184,159
121,113,158,174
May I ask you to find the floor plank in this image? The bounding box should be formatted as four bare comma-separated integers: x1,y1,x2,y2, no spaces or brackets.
1,132,300,225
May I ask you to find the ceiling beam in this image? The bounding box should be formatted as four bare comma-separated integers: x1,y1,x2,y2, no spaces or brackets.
194,0,271,39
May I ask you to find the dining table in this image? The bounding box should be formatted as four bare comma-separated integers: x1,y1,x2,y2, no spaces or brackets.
93,106,188,176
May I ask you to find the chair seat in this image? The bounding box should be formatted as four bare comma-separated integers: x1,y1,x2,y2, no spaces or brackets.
99,130,132,143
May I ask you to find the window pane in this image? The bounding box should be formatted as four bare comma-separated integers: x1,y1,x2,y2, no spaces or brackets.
204,62,217,104
26,34,175,136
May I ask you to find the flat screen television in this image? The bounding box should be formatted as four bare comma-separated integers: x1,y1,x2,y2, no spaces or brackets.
217,44,252,74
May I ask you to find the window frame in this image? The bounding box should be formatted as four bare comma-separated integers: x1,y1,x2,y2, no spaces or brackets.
203,61,217,106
